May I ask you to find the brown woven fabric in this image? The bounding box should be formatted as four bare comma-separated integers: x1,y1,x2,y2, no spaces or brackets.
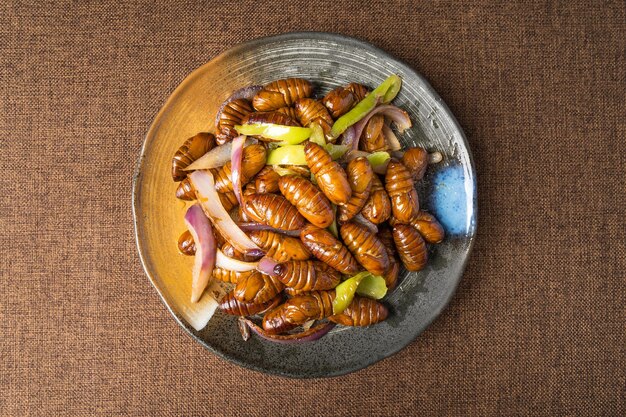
1,1,624,415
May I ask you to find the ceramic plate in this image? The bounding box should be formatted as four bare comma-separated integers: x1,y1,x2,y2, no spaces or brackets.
133,32,477,378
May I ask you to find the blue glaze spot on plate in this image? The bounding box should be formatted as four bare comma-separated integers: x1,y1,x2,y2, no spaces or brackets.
430,164,474,235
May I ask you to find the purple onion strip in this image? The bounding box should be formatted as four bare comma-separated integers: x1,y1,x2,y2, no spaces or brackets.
236,222,302,237
230,135,246,205
242,319,336,344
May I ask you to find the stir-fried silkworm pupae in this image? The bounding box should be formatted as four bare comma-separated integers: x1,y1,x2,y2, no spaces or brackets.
340,221,390,275
172,132,215,181
235,271,284,304
177,230,196,256
392,224,428,272
247,230,310,262
273,260,341,292
263,290,336,333
216,99,253,145
252,78,313,111
300,224,360,275
385,160,420,223
214,144,267,192
212,268,254,284
338,157,374,222
171,74,449,340
360,175,391,224
242,193,306,231
329,296,389,326
254,166,281,194
304,142,352,205
278,175,334,228
219,291,282,316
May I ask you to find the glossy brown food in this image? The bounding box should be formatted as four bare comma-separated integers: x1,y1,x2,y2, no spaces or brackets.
385,160,420,223
219,291,281,316
304,142,352,205
214,144,267,193
263,290,335,333
221,242,259,262
216,99,253,145
360,175,391,224
329,296,388,326
234,271,284,304
401,147,429,181
261,306,299,334
392,224,428,271
294,98,334,138
252,78,313,111
218,190,239,213
300,224,360,275
171,132,215,181
274,260,341,291
254,166,281,194
376,226,399,289
409,211,445,243
340,222,390,275
247,230,310,262
242,193,306,231
175,177,195,200
278,175,334,228
275,106,299,121
322,86,356,119
345,82,369,101
177,230,196,256
212,267,253,284
383,258,400,290
240,111,300,127
277,165,311,178
338,157,374,222
360,114,387,152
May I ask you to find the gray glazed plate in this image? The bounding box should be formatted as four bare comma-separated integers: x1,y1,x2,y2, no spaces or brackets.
133,32,477,378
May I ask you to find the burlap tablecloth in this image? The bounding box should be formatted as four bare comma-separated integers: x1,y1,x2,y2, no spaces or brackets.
1,1,624,415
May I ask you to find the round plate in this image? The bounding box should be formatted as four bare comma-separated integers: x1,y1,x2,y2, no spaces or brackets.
133,32,477,378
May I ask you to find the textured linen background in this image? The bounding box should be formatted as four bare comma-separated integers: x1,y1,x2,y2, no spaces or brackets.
1,1,624,416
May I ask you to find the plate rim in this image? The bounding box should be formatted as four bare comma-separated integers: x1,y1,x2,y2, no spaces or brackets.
132,31,477,378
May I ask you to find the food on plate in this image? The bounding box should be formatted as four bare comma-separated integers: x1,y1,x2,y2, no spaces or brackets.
169,74,445,341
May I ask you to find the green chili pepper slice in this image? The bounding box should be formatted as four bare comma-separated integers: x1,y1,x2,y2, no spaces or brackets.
235,123,312,144
355,274,388,299
330,74,402,138
308,123,326,145
332,272,370,315
267,145,307,165
366,151,390,168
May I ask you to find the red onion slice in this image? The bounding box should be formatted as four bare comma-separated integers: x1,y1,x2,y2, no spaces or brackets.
339,125,357,149
184,204,217,303
214,85,263,128
241,319,336,344
189,170,262,255
215,249,259,271
236,222,302,237
230,135,246,205
257,256,280,277
184,138,254,171
352,105,412,150
382,122,402,151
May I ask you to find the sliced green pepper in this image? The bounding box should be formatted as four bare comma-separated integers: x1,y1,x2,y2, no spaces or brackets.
366,151,390,167
356,274,388,299
235,123,312,144
332,272,370,315
267,145,307,165
324,144,349,160
330,74,402,138
309,123,326,145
